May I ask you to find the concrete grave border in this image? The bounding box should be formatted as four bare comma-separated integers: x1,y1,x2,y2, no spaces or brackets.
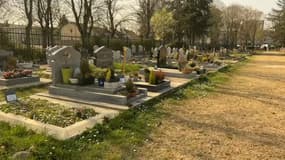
0,101,119,140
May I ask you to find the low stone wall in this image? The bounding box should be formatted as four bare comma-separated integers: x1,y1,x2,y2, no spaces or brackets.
0,77,40,87
0,110,118,140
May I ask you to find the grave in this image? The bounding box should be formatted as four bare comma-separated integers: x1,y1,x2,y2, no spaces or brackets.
0,50,41,88
94,46,113,68
44,46,147,106
158,46,167,67
113,50,121,63
0,49,13,71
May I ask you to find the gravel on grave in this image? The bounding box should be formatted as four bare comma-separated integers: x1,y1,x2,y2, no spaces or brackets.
0,98,97,128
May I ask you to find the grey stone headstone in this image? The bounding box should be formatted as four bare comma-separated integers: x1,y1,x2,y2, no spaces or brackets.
0,49,13,71
94,46,113,68
131,45,137,55
46,46,61,65
153,48,158,58
138,45,144,55
50,46,81,85
113,50,121,62
159,46,167,67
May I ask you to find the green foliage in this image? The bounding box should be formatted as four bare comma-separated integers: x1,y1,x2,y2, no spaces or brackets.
105,69,112,82
171,0,212,45
114,63,142,73
149,70,156,85
80,59,91,79
151,8,176,41
269,0,285,46
0,98,97,127
125,79,136,93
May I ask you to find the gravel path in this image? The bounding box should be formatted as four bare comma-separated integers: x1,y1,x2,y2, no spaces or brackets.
135,55,285,160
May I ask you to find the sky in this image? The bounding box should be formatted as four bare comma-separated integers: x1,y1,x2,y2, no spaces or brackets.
221,0,278,14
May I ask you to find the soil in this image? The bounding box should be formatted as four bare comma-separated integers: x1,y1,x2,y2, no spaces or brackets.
135,55,285,160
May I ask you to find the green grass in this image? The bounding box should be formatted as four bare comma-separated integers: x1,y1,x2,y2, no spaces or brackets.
114,63,143,73
0,58,248,159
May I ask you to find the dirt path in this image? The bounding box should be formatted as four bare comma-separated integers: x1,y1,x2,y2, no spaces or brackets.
135,55,285,160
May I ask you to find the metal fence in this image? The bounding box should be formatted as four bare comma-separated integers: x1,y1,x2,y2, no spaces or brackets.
0,27,157,51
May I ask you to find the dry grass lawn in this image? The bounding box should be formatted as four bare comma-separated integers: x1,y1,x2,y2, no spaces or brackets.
135,55,285,160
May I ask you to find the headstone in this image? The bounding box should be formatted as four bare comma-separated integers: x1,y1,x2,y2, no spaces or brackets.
131,45,137,55
167,47,172,57
178,48,188,70
46,46,61,65
5,90,17,103
50,46,81,85
126,47,132,61
153,48,158,58
113,50,121,62
138,45,144,55
0,49,13,71
94,46,113,68
158,46,167,67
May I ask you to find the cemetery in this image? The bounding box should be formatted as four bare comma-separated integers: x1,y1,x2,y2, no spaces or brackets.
0,50,41,88
1,0,281,158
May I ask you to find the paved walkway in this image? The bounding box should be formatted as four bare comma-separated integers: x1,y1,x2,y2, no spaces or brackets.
135,55,285,160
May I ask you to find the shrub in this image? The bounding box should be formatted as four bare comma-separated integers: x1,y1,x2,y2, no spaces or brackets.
125,79,136,93
149,70,156,85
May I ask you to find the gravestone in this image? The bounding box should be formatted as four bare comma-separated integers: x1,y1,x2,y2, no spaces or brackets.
131,45,137,55
178,48,188,70
46,46,61,65
113,50,121,62
153,47,158,58
126,47,132,61
138,45,144,55
158,46,167,67
49,46,81,85
94,46,113,68
0,49,13,71
167,47,172,57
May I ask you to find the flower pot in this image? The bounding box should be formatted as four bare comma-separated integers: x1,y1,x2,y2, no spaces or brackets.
104,82,120,89
69,78,79,85
61,67,73,84
98,78,105,87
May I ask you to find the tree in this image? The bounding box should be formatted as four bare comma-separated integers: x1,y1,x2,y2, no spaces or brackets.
222,5,244,48
58,14,69,29
239,8,263,51
269,0,285,46
171,0,213,46
104,0,129,38
151,8,175,43
136,0,159,38
35,0,54,49
208,6,223,49
68,0,95,57
24,0,34,51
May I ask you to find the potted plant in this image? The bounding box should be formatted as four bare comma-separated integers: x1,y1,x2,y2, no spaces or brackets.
155,70,165,84
149,70,156,85
61,52,73,84
104,68,120,89
79,59,94,85
126,79,137,98
144,68,150,82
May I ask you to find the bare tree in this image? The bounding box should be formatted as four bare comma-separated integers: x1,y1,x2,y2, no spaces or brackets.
222,5,244,48
136,0,158,38
24,0,34,51
104,0,130,38
36,0,52,49
66,0,94,57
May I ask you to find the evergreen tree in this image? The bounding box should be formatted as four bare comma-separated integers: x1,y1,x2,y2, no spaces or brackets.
269,0,285,46
171,0,213,46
